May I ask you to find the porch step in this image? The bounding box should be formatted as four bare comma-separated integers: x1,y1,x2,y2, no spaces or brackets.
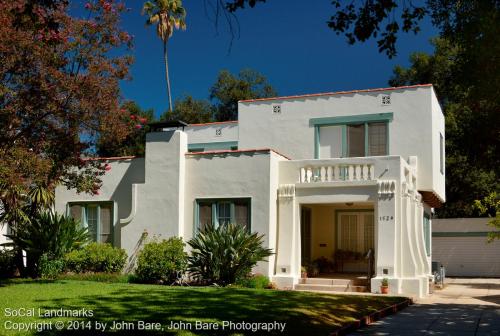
295,278,369,293
295,284,351,292
298,278,351,286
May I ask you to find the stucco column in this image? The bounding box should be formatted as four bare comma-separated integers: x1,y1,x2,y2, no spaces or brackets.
371,180,398,293
273,184,299,289
122,130,187,250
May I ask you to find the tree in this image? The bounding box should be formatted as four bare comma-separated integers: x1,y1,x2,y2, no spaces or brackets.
0,0,133,199
161,95,214,124
210,69,277,121
389,38,499,218
97,101,154,157
143,0,186,113
473,192,500,242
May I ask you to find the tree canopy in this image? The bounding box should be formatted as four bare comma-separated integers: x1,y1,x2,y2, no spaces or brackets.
209,69,276,121
390,38,499,218
0,0,134,198
96,101,154,157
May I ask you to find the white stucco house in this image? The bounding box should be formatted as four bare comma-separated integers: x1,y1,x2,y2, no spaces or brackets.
54,84,445,298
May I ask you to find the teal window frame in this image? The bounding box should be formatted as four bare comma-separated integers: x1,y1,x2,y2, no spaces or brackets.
311,113,393,159
67,202,114,245
423,213,431,257
194,198,251,232
188,141,238,152
439,133,444,175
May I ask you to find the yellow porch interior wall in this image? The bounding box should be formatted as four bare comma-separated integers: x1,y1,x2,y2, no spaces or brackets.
306,203,374,262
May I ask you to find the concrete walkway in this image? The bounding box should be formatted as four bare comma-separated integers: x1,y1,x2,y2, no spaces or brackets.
350,278,500,335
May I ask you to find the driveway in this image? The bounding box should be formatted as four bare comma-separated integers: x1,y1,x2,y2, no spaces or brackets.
350,278,500,335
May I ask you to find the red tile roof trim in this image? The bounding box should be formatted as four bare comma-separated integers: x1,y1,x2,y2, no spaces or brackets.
186,148,291,160
188,120,238,127
239,84,433,103
83,156,137,161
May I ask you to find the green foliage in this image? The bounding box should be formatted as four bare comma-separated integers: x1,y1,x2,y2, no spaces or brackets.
187,224,273,286
64,243,127,274
0,0,133,196
97,101,155,157
57,272,132,283
473,192,500,242
39,254,65,280
210,69,277,121
390,37,499,217
135,237,188,284
381,278,389,287
162,95,214,124
236,274,270,289
0,249,16,278
5,211,89,276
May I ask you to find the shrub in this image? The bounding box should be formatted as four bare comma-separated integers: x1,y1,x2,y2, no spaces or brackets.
64,243,127,273
5,211,89,276
57,272,131,283
0,249,17,278
39,254,65,279
236,274,270,289
188,224,273,286
135,237,188,284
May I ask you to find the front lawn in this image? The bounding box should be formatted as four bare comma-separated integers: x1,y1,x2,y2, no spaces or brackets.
0,280,406,335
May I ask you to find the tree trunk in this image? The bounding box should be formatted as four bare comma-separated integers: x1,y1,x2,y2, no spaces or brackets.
163,40,173,113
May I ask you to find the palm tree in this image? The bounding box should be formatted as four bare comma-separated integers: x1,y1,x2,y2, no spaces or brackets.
143,0,186,113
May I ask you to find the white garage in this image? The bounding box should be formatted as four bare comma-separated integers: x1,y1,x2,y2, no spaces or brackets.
432,218,500,277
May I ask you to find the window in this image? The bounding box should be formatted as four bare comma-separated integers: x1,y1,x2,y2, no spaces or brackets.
68,203,113,244
347,124,365,157
368,122,387,156
196,198,250,231
318,122,388,158
319,125,342,159
423,213,431,256
337,212,374,253
440,133,444,174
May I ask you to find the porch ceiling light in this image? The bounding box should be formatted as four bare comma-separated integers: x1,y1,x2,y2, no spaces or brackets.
345,202,354,206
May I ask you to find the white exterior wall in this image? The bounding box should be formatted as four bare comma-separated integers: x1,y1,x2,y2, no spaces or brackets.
184,122,238,148
184,151,285,276
238,86,444,200
430,88,446,201
55,157,145,248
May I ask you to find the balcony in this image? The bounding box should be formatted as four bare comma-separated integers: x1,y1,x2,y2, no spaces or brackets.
300,162,375,183
278,156,408,189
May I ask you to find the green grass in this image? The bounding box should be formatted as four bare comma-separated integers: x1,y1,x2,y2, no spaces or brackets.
0,279,406,335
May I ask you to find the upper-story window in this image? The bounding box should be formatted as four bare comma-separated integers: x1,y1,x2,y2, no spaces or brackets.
312,113,393,159
319,122,388,159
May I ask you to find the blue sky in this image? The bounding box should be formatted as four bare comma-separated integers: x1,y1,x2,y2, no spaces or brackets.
74,1,438,117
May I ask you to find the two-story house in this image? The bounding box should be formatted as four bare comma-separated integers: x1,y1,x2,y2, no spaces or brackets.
55,84,445,298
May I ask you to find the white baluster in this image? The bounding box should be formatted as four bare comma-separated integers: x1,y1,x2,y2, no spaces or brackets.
320,166,326,182
362,165,368,180
300,167,306,183
355,165,361,181
306,167,312,183
348,165,354,181
369,165,375,180
334,165,340,181
326,166,333,182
